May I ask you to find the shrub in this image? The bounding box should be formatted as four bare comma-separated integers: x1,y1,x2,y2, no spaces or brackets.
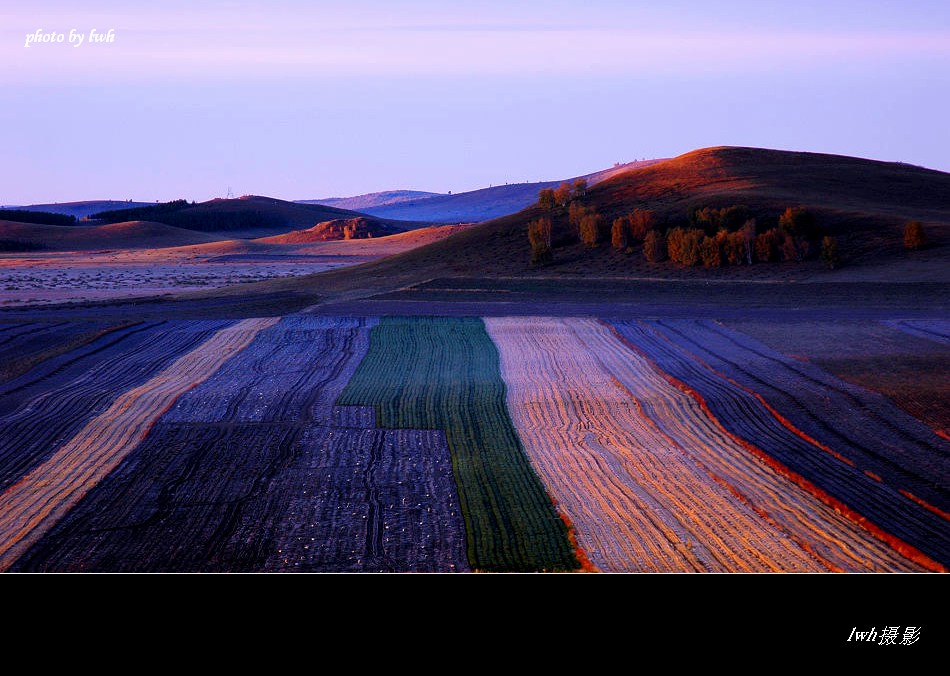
643,230,667,262
904,220,926,250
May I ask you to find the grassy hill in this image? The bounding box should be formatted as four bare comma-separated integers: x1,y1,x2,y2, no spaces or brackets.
256,216,401,243
0,220,220,252
7,146,947,319
297,190,442,210
89,195,423,239
292,146,949,287
323,160,667,224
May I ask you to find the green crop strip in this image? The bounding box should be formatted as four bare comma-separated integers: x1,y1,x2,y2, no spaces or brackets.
338,316,578,572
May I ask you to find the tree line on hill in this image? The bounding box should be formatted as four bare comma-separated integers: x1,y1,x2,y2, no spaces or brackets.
529,182,930,270
89,200,285,232
0,210,76,226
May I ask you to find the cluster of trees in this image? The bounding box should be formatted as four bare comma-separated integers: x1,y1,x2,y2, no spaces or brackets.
530,189,935,270
0,209,76,226
530,180,591,263
537,179,587,210
611,209,656,251
656,208,841,269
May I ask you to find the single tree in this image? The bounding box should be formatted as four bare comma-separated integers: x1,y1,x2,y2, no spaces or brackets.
528,217,553,265
553,182,572,207
611,217,628,250
724,231,745,266
820,235,840,269
683,230,703,266
904,220,926,250
580,213,603,247
781,233,799,262
700,235,722,267
740,219,756,265
538,188,555,211
643,229,666,262
568,202,590,231
571,178,588,199
667,227,685,263
755,228,779,263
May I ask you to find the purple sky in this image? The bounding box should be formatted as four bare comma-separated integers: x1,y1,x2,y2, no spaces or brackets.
2,1,949,204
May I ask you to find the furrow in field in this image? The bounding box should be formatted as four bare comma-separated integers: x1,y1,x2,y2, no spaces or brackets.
0,320,133,387
612,319,948,569
269,425,468,572
0,320,234,490
597,323,926,572
337,316,577,572
0,317,277,571
14,316,469,573
163,316,375,424
886,320,950,346
486,316,848,572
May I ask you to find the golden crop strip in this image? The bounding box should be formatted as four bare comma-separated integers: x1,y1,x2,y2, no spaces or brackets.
0,317,279,571
485,317,924,572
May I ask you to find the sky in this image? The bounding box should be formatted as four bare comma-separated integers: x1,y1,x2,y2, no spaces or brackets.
2,0,949,204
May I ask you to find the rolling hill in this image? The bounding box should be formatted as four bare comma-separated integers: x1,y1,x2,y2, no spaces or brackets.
0,220,220,252
256,216,401,244
296,190,442,211
230,146,950,306
302,159,668,224
88,195,425,239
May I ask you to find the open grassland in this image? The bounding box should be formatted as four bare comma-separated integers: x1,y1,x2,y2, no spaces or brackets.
337,316,578,572
485,317,925,572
